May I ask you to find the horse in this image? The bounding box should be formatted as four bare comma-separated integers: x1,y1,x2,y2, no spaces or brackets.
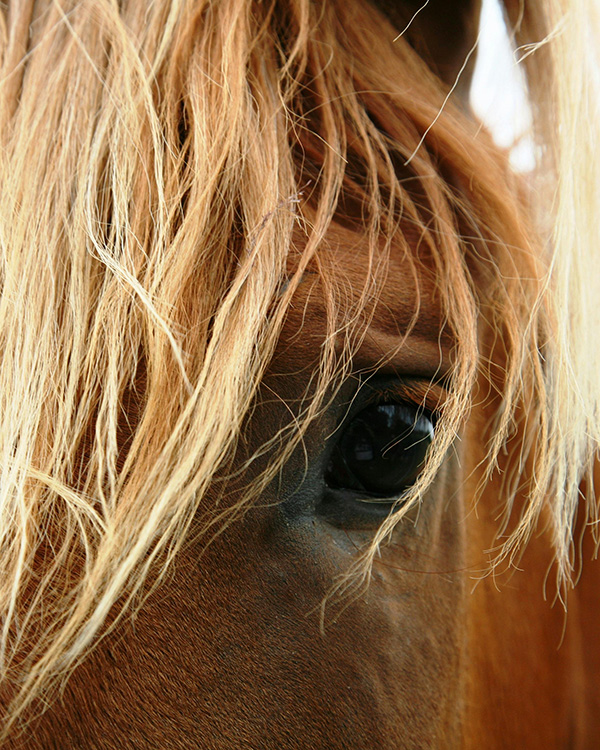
0,0,599,747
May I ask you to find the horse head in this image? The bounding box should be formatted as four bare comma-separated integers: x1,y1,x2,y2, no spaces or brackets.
0,0,598,747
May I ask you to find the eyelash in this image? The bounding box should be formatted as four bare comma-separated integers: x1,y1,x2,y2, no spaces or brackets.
349,378,445,424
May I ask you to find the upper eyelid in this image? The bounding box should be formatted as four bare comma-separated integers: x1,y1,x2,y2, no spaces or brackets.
329,376,446,442
360,379,447,420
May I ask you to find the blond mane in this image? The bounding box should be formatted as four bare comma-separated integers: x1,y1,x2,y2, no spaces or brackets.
0,0,598,735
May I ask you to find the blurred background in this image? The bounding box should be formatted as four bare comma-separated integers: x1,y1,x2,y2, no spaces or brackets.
470,0,535,172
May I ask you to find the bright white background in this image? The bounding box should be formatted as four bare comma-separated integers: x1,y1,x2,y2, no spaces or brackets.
469,0,535,171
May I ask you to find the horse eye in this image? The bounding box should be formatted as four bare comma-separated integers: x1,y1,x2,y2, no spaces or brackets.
325,403,434,498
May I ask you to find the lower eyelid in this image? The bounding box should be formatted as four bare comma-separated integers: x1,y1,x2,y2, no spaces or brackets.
317,489,399,529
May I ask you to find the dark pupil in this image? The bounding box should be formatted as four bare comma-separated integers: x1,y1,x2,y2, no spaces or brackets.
325,403,434,497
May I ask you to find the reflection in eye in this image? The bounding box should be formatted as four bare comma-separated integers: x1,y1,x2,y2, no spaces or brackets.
325,402,434,498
